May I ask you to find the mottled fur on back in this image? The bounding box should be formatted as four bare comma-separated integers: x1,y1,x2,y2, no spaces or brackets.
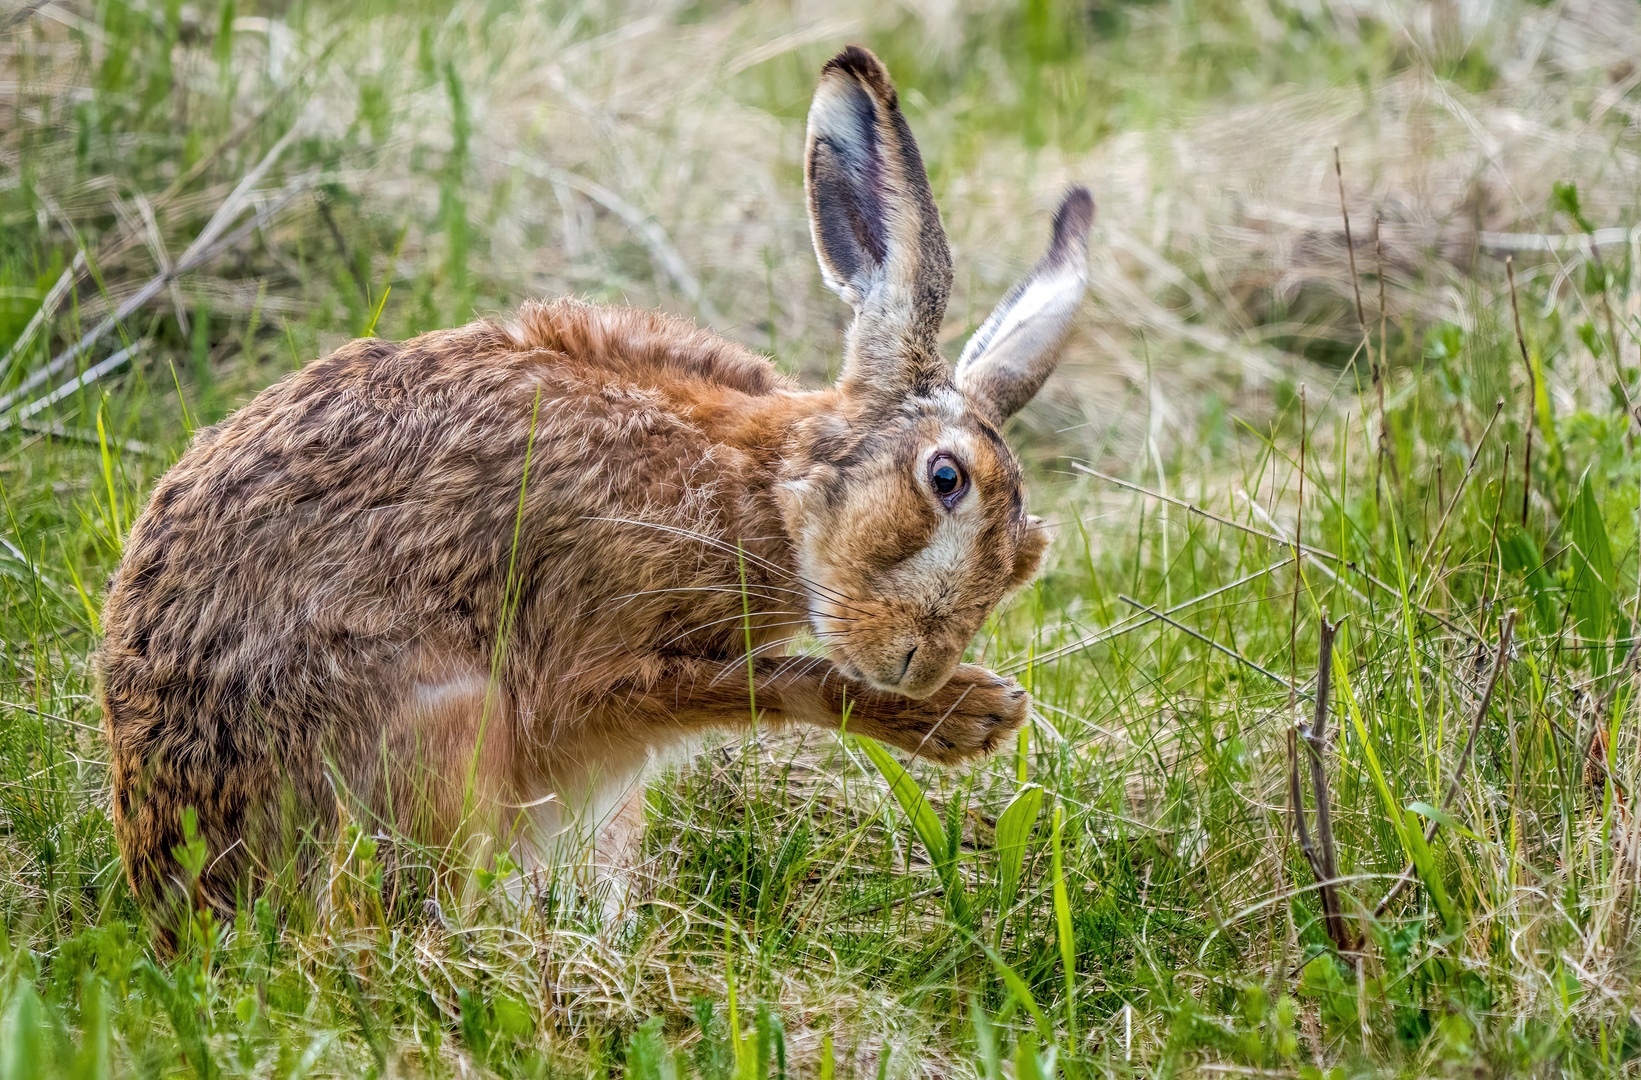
98,46,1094,938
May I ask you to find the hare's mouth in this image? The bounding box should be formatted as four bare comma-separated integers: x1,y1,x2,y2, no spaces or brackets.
827,640,947,699
808,605,939,696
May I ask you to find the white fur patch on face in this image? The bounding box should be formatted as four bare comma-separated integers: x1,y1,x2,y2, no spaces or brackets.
902,429,988,589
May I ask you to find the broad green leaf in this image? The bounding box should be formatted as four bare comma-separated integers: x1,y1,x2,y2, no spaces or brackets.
971,997,1003,1080
1568,471,1615,678
1403,807,1459,932
993,784,1043,909
978,944,1055,1045
1498,524,1557,633
861,738,972,927
1407,801,1483,844
1530,347,1558,462
0,981,47,1080
1014,1032,1044,1080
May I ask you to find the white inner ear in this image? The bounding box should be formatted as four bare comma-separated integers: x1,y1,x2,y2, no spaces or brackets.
957,264,1083,374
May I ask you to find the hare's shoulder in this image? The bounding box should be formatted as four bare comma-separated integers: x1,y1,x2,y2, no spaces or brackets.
501,297,790,398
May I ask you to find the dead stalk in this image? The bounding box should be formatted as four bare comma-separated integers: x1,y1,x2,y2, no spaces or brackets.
1119,594,1307,699
1374,211,1387,386
1334,148,1366,330
1374,611,1517,917
1290,614,1355,957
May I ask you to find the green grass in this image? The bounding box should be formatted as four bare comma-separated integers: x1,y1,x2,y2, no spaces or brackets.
3,0,1641,1076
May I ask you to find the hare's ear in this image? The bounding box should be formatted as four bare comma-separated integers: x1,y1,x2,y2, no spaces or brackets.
956,187,1093,423
806,45,952,396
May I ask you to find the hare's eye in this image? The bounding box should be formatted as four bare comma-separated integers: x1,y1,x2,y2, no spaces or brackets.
927,453,968,506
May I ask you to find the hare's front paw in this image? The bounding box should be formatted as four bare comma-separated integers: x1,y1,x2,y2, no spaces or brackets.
896,664,1029,764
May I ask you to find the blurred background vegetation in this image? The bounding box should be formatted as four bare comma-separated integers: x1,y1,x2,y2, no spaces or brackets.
2,0,1641,1076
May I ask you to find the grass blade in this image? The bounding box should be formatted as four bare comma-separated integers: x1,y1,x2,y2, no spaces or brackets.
1051,804,1077,1044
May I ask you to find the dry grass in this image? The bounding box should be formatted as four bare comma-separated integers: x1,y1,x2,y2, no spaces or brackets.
4,0,1641,1076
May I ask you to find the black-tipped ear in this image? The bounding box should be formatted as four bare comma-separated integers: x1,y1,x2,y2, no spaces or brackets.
956,187,1093,423
806,46,952,393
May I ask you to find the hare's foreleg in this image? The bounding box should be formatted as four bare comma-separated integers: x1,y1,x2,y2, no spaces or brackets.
633,656,1029,765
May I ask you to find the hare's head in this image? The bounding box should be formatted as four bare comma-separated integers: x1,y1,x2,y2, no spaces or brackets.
781,46,1093,699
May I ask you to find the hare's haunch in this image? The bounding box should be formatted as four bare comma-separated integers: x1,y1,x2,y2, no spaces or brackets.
98,46,1093,937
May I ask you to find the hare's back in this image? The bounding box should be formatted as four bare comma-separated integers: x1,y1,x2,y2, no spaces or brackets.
99,304,782,712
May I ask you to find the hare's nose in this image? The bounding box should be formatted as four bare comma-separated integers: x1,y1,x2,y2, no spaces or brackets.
899,646,918,682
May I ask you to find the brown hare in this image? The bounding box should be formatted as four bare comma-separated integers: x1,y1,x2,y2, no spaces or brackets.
98,44,1093,937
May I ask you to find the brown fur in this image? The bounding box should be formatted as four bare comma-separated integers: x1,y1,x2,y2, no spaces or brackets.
97,46,1089,938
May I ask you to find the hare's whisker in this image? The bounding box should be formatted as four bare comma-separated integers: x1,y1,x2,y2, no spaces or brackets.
660,616,817,650
588,515,875,616
596,585,812,607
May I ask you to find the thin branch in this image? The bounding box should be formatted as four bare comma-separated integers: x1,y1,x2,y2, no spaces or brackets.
0,125,305,416
0,342,146,431
1300,614,1354,955
1479,227,1635,251
0,251,87,385
15,418,160,458
1005,556,1295,673
1076,464,1462,633
0,181,309,429
1118,594,1306,699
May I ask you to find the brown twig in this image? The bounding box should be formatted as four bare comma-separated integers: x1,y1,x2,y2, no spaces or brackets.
1290,614,1355,956
1506,258,1533,527
1373,611,1516,917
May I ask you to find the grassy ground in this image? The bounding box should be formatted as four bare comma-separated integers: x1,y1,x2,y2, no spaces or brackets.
3,0,1641,1076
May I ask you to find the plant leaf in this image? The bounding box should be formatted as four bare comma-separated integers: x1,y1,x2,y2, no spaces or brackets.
993,784,1043,910
861,738,972,927
1498,525,1557,633
1403,806,1459,932
1407,801,1483,843
1568,471,1615,678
